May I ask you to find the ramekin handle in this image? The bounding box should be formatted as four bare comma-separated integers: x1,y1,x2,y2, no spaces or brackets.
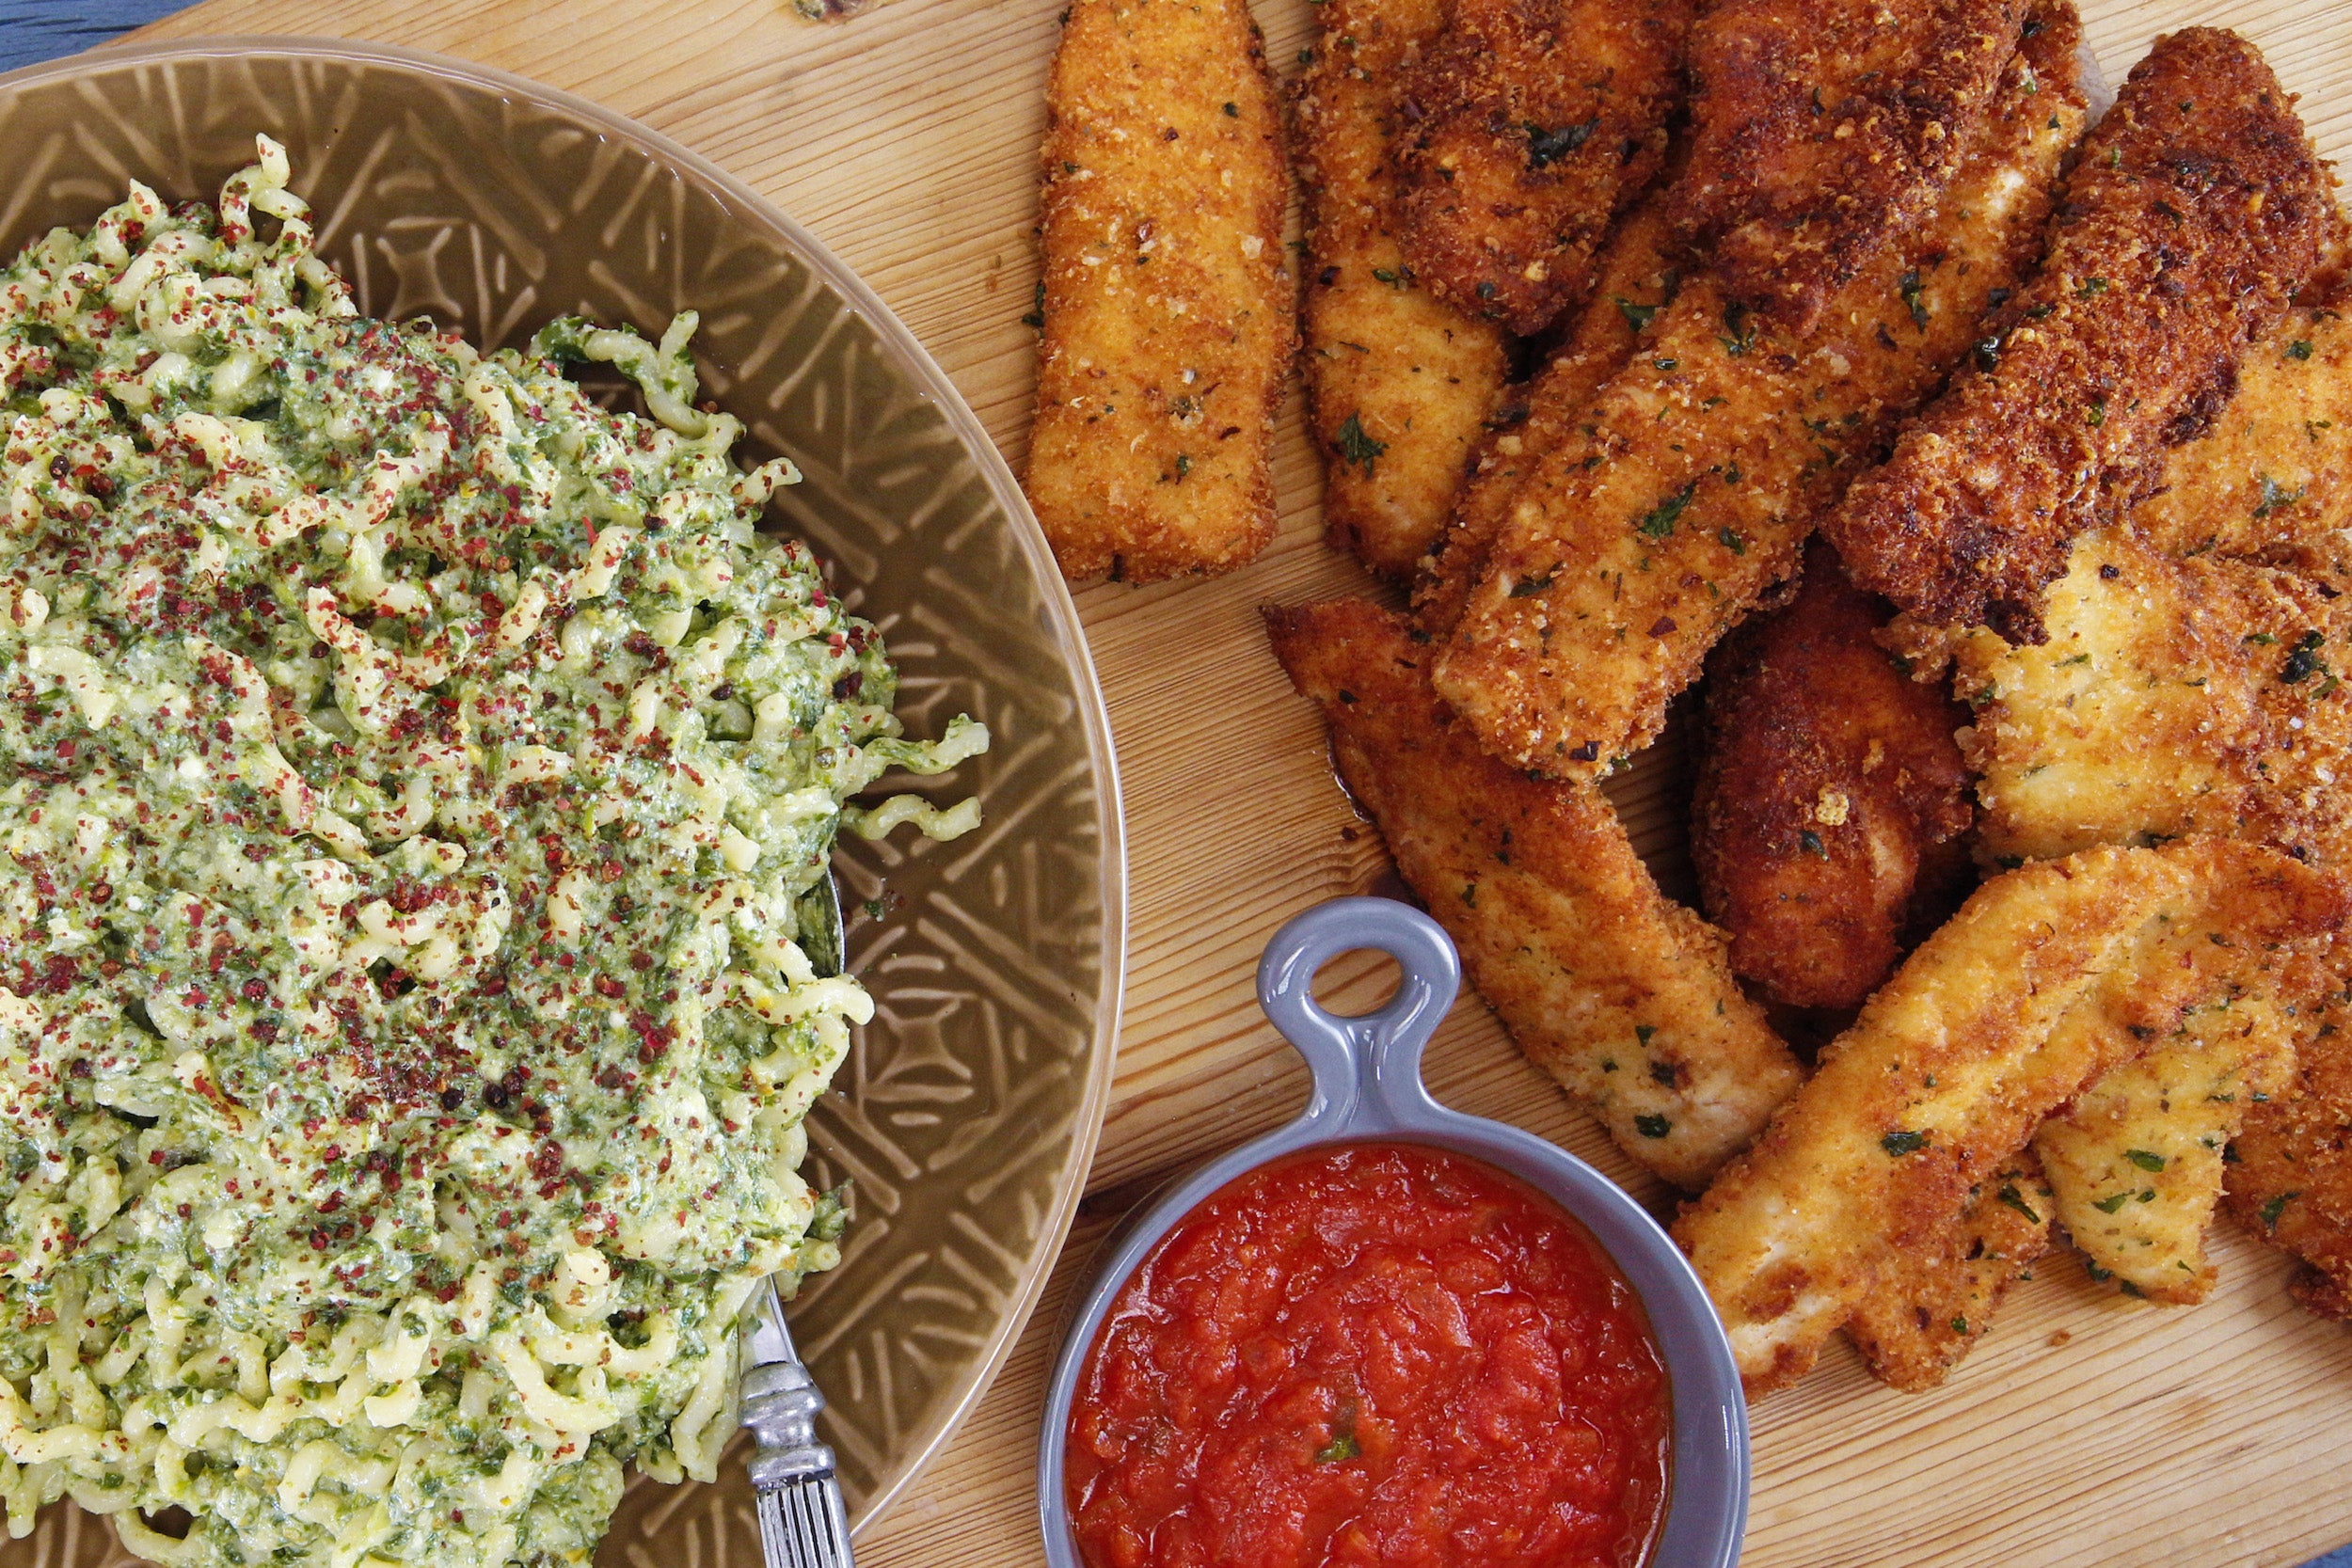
1255,896,1461,1134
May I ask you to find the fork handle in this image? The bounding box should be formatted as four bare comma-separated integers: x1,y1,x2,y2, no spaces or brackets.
743,1360,854,1566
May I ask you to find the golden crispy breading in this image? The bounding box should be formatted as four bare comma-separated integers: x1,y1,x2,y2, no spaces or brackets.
2292,1269,2352,1317
1390,0,1688,336
1263,598,1803,1189
1674,840,2347,1395
2228,958,2352,1318
1025,0,1294,583
1820,28,2334,642
1692,542,1974,1010
2129,295,2352,573
1955,524,2352,1319
2036,991,2297,1304
1298,0,1513,581
1956,530,2352,874
1432,12,2081,780
1844,1152,2053,1392
1413,191,1682,636
1671,0,2026,332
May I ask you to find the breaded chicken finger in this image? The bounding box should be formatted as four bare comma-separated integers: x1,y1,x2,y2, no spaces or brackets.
1434,6,2082,779
2230,964,2352,1319
1844,1151,2053,1391
1391,0,1689,335
1026,0,1294,582
1672,0,2026,332
1949,530,2352,1316
1677,839,2348,1395
1692,541,1974,1010
1298,0,1511,580
1265,598,1803,1189
1821,27,2334,641
2129,293,2352,573
1414,191,1682,635
1956,530,2352,875
2037,990,2299,1303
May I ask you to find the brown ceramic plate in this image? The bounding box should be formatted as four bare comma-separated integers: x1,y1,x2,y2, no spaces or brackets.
0,35,1124,1563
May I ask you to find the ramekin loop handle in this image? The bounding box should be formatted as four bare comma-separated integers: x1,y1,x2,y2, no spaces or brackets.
1254,897,1461,1135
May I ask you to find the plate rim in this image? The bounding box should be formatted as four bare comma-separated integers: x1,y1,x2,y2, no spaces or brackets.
0,30,1131,1541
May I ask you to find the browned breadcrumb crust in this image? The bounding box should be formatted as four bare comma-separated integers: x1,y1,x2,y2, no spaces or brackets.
1675,840,2347,1396
2128,291,2352,573
1692,541,1973,1011
1263,598,1802,1190
1820,27,2335,641
1298,0,1512,580
2290,1266,2352,1318
1025,0,1294,583
2040,986,2299,1305
2228,958,2352,1318
1956,529,2352,875
1960,408,2352,1319
1391,0,1690,336
1431,5,2080,781
1844,1150,2052,1392
1413,184,1682,635
1671,0,2026,333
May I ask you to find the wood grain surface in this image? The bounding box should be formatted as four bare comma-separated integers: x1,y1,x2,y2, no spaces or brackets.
119,0,2352,1562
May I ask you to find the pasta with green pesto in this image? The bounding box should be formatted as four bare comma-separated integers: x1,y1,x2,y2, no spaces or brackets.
0,136,982,1566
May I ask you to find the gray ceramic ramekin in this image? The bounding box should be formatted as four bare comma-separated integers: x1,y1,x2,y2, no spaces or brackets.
1037,895,1749,1567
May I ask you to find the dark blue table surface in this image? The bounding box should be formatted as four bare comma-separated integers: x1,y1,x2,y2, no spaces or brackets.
0,0,189,69
1,3,2348,1565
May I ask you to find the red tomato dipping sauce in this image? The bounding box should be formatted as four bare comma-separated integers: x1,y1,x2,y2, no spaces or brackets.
1065,1142,1670,1568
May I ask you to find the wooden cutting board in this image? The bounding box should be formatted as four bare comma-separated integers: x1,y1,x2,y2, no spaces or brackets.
122,0,2352,1562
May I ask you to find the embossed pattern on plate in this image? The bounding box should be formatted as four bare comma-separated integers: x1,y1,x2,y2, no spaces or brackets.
0,37,1124,1564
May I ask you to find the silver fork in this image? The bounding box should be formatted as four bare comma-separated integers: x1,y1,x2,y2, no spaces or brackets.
740,1274,854,1568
